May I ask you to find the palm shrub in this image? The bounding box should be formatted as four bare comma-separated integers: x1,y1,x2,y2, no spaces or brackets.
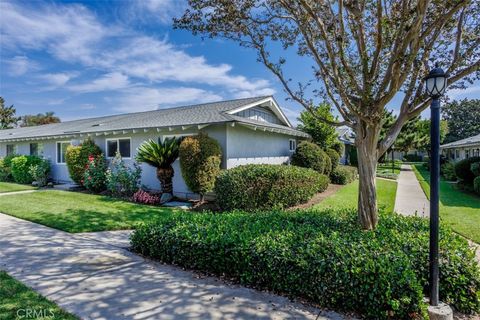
179,133,222,202
66,138,102,185
136,137,181,196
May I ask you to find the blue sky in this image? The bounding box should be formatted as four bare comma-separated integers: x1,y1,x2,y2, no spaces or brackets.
1,0,479,125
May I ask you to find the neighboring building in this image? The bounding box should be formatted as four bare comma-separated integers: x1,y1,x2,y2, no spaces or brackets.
335,126,355,164
0,96,309,199
441,133,480,162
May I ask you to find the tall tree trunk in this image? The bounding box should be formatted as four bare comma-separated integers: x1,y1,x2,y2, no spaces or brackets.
156,166,174,194
356,120,381,230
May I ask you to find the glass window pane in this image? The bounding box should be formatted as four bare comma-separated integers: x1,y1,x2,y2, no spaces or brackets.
30,143,38,156
107,140,118,157
57,143,62,163
119,139,131,158
6,144,14,156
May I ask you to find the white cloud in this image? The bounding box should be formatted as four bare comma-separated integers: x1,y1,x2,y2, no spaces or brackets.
6,56,35,76
68,72,130,93
111,87,222,112
447,86,480,100
127,0,185,24
40,72,75,88
79,103,96,110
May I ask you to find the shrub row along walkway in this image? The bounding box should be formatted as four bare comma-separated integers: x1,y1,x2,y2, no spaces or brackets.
0,213,348,320
394,164,429,217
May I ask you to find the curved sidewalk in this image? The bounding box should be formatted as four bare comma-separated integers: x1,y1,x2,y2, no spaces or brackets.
0,213,348,320
394,164,430,217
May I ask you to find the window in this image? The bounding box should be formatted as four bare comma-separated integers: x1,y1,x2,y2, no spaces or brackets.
455,150,459,159
6,144,16,156
465,149,470,159
289,139,296,152
56,141,70,164
475,148,480,157
30,143,43,156
106,138,131,158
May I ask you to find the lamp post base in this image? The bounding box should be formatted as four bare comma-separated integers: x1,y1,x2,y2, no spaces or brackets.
428,302,453,320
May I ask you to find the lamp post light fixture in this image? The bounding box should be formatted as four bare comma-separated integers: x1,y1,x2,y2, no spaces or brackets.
424,64,448,307
391,145,395,174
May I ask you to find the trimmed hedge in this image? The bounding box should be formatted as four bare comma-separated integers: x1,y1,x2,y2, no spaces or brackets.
441,162,457,181
291,141,330,174
215,164,329,211
131,209,480,318
325,148,340,171
330,165,358,185
10,155,43,184
455,157,480,184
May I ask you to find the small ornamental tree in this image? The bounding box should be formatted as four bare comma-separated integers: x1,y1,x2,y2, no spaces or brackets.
83,155,107,193
66,138,102,185
175,0,480,230
179,133,222,202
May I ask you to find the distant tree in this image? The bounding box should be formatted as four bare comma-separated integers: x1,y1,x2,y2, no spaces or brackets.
414,119,449,155
20,112,61,127
442,99,480,143
0,97,20,129
297,103,338,150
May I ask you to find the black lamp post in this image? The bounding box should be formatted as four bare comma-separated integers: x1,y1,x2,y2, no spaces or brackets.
424,64,448,306
391,145,395,173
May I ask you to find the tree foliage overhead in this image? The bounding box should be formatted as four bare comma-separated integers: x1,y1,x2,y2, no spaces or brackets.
20,112,60,127
0,97,20,130
175,0,480,229
297,103,338,150
442,99,480,143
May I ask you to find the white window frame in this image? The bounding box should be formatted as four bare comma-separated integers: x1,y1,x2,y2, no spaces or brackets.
106,137,132,159
56,141,71,164
289,139,296,152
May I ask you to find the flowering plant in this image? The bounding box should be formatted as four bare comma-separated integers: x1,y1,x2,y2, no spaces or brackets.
83,154,107,193
106,152,142,198
132,189,160,205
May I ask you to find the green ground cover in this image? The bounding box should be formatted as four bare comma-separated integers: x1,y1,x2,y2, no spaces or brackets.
0,182,36,193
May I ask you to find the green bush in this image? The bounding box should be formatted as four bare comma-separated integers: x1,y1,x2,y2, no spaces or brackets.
66,138,102,185
179,133,222,200
0,154,19,182
330,165,357,185
441,162,457,181
403,154,423,162
330,140,344,157
106,152,142,197
131,209,480,318
29,159,50,187
83,155,107,193
325,148,340,171
215,164,329,211
349,147,358,166
291,141,330,174
454,157,480,184
471,162,480,177
10,155,42,184
474,176,480,196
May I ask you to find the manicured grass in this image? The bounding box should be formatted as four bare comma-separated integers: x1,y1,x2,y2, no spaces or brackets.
412,164,480,243
0,271,78,320
315,178,398,213
377,161,401,175
0,182,36,193
0,190,178,233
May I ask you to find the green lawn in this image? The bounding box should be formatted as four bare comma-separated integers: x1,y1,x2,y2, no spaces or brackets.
377,161,401,175
0,271,78,320
0,182,36,193
412,164,480,243
315,178,398,213
0,190,178,233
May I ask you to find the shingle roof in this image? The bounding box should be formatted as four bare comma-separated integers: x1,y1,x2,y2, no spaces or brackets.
440,133,480,149
0,96,308,141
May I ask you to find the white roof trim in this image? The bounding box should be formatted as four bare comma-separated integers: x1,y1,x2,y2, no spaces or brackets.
225,97,292,128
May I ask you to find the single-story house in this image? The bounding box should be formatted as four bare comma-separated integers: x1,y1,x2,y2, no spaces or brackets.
441,133,480,162
0,96,309,199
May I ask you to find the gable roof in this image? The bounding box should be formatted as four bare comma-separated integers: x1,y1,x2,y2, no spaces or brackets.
336,126,355,145
0,96,309,142
440,133,480,149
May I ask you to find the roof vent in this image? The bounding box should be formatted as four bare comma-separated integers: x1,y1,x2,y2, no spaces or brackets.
64,130,80,133
91,123,103,127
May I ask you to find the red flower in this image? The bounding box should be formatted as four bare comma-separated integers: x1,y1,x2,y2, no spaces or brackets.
88,155,94,161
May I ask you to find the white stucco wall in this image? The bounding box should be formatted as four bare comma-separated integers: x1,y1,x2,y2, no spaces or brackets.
225,124,296,168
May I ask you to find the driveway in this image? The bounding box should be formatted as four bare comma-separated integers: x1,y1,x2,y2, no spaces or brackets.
0,213,348,320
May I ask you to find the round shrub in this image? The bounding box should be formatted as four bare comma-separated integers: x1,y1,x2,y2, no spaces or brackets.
454,157,480,184
291,141,329,174
179,133,222,200
474,176,480,196
10,155,42,184
131,209,480,318
330,140,344,156
66,138,102,185
441,162,457,181
325,148,340,171
471,162,480,177
330,165,358,185
29,159,50,187
215,164,329,211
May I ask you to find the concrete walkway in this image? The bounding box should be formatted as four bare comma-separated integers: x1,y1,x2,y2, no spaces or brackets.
0,213,349,320
394,164,430,217
0,189,38,196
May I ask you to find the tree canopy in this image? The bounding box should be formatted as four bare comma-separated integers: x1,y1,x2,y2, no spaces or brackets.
20,112,60,127
297,103,338,149
0,97,20,130
175,0,480,229
442,99,480,143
